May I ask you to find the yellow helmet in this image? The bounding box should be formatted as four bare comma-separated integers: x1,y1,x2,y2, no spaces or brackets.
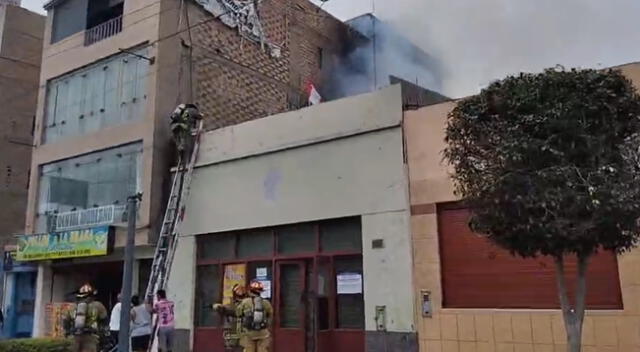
77,283,95,298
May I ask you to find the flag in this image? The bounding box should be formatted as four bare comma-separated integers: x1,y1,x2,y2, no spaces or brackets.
307,82,322,105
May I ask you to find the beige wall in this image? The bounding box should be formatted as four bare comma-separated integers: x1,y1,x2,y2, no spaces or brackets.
29,0,183,336
404,63,640,352
25,0,181,238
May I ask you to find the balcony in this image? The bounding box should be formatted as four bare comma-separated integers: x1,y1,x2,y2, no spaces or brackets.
84,15,123,46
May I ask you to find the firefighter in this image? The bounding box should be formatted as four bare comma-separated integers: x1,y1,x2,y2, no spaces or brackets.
63,283,108,352
213,284,247,351
236,281,273,352
169,103,202,159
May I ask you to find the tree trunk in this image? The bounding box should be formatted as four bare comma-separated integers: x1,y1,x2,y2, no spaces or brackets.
554,255,590,352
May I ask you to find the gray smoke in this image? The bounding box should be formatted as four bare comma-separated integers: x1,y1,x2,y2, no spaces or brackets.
318,0,640,98
324,14,446,100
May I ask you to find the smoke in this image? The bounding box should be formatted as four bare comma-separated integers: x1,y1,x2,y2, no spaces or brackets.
320,0,640,98
324,14,446,100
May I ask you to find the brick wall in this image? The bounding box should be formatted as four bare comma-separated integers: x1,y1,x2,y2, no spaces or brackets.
0,5,43,245
187,0,352,130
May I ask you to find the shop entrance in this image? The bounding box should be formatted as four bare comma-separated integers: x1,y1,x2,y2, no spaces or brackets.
53,261,123,309
193,218,366,352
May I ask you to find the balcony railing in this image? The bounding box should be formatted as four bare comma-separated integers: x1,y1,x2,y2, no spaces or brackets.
84,15,123,46
48,204,128,232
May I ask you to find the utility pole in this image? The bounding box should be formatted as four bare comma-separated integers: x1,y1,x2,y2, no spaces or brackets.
119,193,141,352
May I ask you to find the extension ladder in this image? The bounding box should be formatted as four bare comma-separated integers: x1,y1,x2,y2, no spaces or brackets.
145,118,204,351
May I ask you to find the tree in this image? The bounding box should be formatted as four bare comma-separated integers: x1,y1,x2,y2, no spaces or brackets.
444,68,640,352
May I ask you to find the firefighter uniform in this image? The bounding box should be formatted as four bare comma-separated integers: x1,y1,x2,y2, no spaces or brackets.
64,284,108,352
235,282,273,352
169,104,201,157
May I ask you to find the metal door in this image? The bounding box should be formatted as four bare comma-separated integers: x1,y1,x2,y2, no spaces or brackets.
275,261,306,352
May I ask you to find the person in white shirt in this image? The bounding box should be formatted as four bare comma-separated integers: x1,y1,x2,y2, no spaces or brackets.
130,295,152,352
109,294,122,345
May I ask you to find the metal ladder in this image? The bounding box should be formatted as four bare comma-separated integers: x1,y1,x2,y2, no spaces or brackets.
145,119,204,350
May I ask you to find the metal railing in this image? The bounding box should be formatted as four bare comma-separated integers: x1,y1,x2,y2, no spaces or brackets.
84,15,123,46
49,204,127,232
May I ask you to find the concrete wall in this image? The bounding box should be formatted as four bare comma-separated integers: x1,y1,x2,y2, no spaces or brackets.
169,86,417,350
0,5,43,246
404,63,640,352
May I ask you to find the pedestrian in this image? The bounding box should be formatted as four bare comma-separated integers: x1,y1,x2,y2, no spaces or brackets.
152,289,175,352
108,293,121,346
130,295,152,352
63,283,108,352
213,284,247,351
236,281,273,352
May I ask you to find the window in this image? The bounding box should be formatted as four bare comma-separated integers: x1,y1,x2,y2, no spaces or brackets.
35,142,142,232
198,233,235,261
44,50,149,144
276,223,316,254
318,47,324,69
51,0,88,43
437,205,623,309
238,230,272,259
335,256,365,329
195,265,222,327
50,0,123,44
320,218,362,252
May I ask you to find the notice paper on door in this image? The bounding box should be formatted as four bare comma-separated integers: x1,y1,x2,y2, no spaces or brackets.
256,267,268,279
336,273,362,294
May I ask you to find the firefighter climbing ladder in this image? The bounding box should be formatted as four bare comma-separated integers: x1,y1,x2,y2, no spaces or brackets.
144,118,205,351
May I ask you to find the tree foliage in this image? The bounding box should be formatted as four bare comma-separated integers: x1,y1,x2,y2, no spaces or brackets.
444,68,640,258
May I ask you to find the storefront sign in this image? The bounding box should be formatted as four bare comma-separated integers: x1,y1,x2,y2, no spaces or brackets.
223,264,246,305
337,273,363,294
16,226,112,261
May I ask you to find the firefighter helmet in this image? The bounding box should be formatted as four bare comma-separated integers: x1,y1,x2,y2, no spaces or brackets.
249,280,264,293
77,283,96,298
232,284,246,298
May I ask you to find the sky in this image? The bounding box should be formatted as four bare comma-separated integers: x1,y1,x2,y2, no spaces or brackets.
312,0,640,97
21,0,44,13
22,0,640,97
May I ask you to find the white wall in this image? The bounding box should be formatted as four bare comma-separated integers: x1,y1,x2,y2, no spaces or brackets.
362,211,414,333
182,128,407,235
166,235,196,333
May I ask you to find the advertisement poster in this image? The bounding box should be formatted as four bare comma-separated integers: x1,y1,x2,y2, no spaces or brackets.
223,264,246,305
336,273,363,294
16,226,111,261
45,302,74,338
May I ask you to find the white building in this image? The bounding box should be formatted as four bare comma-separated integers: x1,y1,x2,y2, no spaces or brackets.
168,85,418,352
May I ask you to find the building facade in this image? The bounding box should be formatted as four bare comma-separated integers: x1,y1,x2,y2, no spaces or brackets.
26,0,354,337
0,4,44,338
168,86,418,352
404,62,640,352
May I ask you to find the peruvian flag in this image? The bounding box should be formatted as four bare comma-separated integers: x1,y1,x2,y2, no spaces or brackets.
306,81,322,105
